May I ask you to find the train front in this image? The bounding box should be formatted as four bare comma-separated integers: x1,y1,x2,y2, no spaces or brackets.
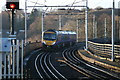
42,30,57,48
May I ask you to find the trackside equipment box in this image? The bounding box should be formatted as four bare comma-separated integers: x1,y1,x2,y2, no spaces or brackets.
0,38,11,53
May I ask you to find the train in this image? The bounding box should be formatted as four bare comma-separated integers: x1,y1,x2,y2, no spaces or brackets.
42,29,76,49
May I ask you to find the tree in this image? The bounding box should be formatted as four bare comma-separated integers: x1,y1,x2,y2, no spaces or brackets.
27,8,42,41
95,6,103,10
2,11,10,30
97,13,111,38
28,9,41,27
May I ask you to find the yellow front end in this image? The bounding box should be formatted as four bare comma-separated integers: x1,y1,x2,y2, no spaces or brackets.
43,40,56,46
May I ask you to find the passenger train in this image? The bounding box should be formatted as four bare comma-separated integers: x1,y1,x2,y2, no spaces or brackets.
42,29,76,49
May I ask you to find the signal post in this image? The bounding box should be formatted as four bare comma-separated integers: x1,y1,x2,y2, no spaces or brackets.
6,0,19,35
0,0,20,79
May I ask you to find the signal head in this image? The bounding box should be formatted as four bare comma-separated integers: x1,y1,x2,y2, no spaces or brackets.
10,4,16,9
6,2,19,9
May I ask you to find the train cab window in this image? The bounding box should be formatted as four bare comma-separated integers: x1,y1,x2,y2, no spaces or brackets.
43,33,56,40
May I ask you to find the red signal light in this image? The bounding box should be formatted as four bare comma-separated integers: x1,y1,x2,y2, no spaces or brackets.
6,2,19,9
10,4,16,9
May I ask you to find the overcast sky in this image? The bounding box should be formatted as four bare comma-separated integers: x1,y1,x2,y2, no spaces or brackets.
0,0,120,12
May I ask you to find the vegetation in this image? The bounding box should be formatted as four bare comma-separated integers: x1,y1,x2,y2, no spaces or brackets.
1,8,120,43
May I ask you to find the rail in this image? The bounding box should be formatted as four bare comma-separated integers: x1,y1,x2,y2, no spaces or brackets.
88,41,120,60
22,40,42,57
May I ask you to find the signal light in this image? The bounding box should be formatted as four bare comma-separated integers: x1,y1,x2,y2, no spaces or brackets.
6,2,19,9
10,4,16,9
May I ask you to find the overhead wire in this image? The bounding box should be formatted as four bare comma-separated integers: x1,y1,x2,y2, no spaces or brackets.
28,1,45,6
70,0,77,9
72,0,77,6
29,0,85,14
45,7,48,12
43,0,48,13
67,0,83,10
31,0,39,13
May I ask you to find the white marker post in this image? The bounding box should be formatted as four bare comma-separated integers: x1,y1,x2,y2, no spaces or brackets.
85,0,88,50
25,0,27,44
112,0,115,61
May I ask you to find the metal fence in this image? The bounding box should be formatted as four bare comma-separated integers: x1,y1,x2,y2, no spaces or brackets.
0,40,24,79
88,41,120,60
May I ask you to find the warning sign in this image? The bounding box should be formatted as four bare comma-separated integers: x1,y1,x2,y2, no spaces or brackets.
0,38,11,52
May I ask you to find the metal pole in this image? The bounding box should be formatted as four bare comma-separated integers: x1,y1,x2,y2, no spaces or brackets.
17,40,19,78
8,54,10,79
11,9,15,35
25,0,27,44
118,21,120,40
95,21,97,38
21,40,24,78
85,0,88,50
59,15,62,30
11,9,15,78
12,44,15,78
42,10,44,33
104,18,107,38
4,54,6,78
77,20,79,42
112,0,115,61
93,15,95,39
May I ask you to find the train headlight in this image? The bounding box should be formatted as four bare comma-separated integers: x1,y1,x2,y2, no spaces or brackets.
52,42,55,45
43,41,46,44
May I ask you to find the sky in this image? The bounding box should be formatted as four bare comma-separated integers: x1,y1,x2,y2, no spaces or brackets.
0,0,120,13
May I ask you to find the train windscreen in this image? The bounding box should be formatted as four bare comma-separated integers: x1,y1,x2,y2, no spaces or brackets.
43,33,56,40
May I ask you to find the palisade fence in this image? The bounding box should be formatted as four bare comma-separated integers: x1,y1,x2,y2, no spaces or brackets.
88,41,120,60
0,39,24,79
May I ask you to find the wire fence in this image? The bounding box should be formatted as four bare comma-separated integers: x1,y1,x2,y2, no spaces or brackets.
88,41,120,61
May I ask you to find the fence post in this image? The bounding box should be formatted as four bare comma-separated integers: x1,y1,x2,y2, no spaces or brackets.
8,54,10,79
12,42,15,78
0,53,2,79
4,54,6,78
21,40,24,78
17,40,19,78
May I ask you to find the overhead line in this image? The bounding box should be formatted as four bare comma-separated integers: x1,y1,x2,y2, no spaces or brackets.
72,0,77,6
69,0,77,9
28,1,45,6
28,5,87,7
45,13,85,15
31,0,39,12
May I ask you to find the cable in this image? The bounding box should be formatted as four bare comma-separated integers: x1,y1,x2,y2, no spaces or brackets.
71,0,77,6
28,1,45,6
45,7,48,12
31,0,39,13
70,0,77,9
66,0,83,10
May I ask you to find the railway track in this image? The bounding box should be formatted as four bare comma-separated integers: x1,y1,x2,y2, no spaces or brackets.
25,49,67,80
62,46,120,80
24,43,120,80
35,52,67,80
